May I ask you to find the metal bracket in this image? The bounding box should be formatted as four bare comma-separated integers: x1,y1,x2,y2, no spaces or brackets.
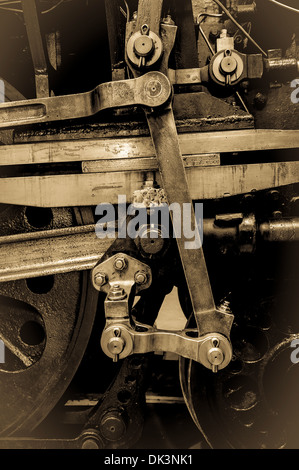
92,252,152,297
91,252,232,371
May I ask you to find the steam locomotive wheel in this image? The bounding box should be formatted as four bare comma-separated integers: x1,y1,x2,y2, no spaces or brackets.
180,281,299,449
0,205,98,436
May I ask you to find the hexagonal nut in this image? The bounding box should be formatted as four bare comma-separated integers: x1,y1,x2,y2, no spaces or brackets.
134,270,148,285
94,272,107,287
114,257,128,271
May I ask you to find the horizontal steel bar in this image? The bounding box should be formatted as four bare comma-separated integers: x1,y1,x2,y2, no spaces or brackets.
1,161,299,207
169,68,203,85
0,72,171,128
0,229,113,282
1,217,299,283
259,218,299,242
0,129,298,167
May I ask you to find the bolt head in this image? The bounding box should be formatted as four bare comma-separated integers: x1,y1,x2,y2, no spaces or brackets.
94,272,106,287
114,257,128,271
145,78,163,99
134,270,147,285
107,285,127,300
220,29,228,38
162,14,175,25
254,92,267,109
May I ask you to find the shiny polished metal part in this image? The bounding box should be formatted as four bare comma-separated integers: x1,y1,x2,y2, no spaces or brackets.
101,323,232,370
93,252,232,369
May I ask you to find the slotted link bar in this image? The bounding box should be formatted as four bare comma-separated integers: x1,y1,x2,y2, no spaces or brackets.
132,0,233,339
146,107,216,330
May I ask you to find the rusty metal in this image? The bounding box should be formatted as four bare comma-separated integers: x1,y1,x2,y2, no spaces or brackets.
0,356,147,449
124,0,231,348
126,24,163,69
259,218,299,242
264,57,299,73
180,289,299,449
211,0,267,56
92,253,152,297
81,356,147,449
3,160,299,208
0,0,299,450
236,3,257,16
146,106,226,337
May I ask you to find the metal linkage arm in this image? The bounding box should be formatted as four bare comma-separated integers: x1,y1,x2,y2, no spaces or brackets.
101,323,232,371
0,71,171,128
92,253,232,372
124,1,234,370
145,104,234,339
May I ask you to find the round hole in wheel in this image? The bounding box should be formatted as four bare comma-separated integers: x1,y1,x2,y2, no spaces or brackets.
26,276,54,294
25,207,53,229
0,205,98,437
226,357,243,374
223,375,259,412
231,326,268,363
0,296,46,373
20,321,46,346
117,390,131,404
